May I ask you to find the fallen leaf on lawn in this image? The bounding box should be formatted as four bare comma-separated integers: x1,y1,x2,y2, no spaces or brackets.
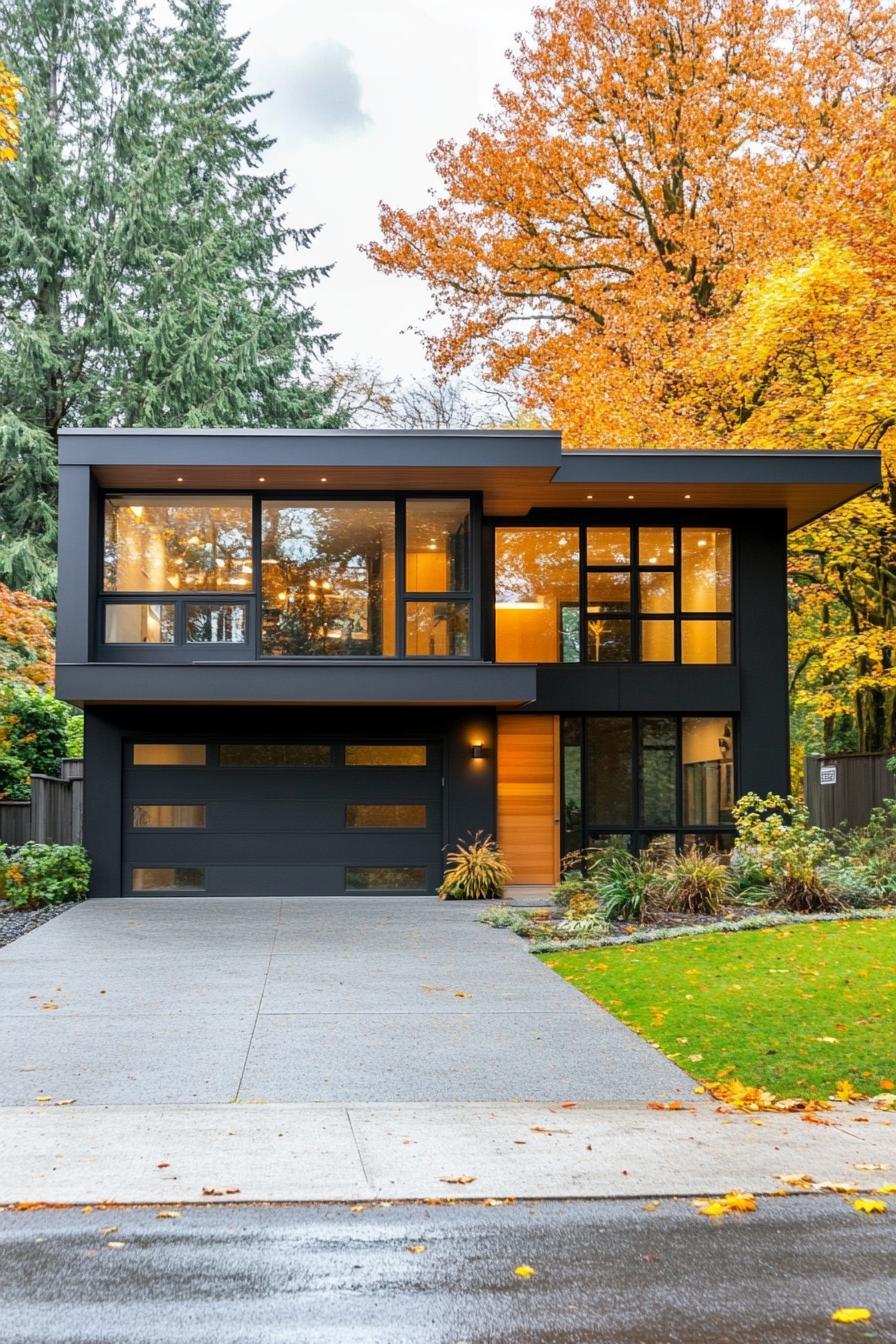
852,1198,887,1214
157,1211,181,1220
513,1265,536,1278
777,1173,815,1189
833,1080,865,1103
831,1308,871,1324
530,1126,571,1135
853,1163,889,1172
641,1202,660,1211
440,1175,476,1185
105,1242,125,1249
816,1037,839,1044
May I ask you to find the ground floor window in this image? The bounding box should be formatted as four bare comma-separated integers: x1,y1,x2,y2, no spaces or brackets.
561,714,735,856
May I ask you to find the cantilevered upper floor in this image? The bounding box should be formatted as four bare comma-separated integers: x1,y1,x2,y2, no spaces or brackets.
55,428,880,708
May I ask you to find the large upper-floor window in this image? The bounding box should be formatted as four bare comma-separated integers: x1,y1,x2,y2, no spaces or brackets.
261,501,397,656
494,524,732,664
104,495,253,593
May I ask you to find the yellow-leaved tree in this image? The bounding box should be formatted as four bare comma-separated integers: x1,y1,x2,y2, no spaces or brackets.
0,60,23,161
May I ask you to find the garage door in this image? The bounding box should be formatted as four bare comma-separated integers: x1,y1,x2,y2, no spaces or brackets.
123,739,444,896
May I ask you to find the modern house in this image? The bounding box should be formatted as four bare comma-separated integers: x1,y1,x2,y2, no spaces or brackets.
55,429,880,898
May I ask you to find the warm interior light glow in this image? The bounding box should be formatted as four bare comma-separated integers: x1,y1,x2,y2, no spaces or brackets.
129,506,144,520
494,598,546,610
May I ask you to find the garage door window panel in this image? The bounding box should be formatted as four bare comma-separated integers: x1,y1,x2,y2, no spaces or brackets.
132,744,207,766
219,744,331,767
346,804,427,828
132,867,205,891
346,866,428,890
132,805,206,828
345,745,427,766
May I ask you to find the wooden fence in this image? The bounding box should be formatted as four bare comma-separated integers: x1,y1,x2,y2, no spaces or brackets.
0,759,84,847
805,752,896,830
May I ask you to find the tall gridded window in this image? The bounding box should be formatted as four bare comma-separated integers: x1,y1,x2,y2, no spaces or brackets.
495,528,580,662
261,501,396,656
404,499,472,656
495,525,732,664
561,714,735,854
104,496,253,593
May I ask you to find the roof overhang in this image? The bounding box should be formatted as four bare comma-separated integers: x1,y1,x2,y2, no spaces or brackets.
59,430,881,530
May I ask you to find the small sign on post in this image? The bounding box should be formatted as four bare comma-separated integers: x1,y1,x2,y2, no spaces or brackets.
820,765,838,786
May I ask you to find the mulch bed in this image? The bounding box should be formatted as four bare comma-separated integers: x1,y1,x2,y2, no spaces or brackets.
0,902,73,949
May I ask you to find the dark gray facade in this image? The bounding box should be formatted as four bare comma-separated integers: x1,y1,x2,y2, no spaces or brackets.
55,430,880,897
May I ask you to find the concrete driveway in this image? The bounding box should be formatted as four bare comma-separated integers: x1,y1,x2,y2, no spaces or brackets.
0,897,689,1105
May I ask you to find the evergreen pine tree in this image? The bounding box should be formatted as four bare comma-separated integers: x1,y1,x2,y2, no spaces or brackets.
118,0,341,428
0,0,342,596
0,0,164,594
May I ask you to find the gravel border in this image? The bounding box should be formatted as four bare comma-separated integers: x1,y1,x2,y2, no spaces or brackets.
0,902,76,949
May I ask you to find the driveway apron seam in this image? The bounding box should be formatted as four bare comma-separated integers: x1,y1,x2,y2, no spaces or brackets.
233,899,282,1102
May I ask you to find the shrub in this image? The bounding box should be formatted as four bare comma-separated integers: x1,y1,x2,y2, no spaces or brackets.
651,846,735,916
731,792,839,913
0,684,80,798
1,843,91,910
439,832,512,900
595,848,655,922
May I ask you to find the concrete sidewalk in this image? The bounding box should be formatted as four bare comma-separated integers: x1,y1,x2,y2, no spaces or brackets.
2,1102,894,1204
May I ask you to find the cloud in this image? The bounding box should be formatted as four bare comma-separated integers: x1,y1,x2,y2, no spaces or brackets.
283,40,372,141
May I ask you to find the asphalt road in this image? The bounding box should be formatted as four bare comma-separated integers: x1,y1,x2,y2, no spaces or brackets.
2,1197,894,1343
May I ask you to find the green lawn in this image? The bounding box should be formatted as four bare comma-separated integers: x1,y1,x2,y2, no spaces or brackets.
540,918,896,1099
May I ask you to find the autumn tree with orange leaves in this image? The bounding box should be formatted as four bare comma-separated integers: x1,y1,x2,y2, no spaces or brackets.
368,0,896,449
0,61,23,161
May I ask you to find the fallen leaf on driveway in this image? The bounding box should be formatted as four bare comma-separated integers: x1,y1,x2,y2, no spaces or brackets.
852,1198,887,1214
853,1163,889,1171
696,1201,729,1217
453,992,471,998
530,1126,571,1135
99,1226,118,1235
55,1099,75,1106
641,1202,660,1211
157,1163,170,1169
831,1308,871,1324
406,1244,428,1253
34,1096,51,1103
815,1182,858,1194
157,1211,181,1220
105,1242,125,1249
874,1184,896,1194
647,1100,683,1111
513,1265,536,1278
41,1004,59,1011
201,1187,241,1197
440,1175,476,1185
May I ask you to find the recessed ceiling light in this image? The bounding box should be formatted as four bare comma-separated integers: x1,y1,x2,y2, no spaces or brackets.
627,494,635,500
258,476,266,482
321,476,328,482
586,494,593,500
176,476,183,483
684,493,691,500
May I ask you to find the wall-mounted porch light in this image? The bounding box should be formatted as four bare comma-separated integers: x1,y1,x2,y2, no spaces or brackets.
470,742,487,760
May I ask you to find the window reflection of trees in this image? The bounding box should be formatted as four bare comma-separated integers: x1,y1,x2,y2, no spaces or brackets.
261,502,395,656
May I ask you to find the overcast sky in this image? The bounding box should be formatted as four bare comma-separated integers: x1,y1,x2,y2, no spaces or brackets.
185,0,537,383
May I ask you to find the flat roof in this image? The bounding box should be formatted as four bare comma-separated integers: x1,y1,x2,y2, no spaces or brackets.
58,430,880,530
